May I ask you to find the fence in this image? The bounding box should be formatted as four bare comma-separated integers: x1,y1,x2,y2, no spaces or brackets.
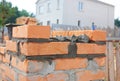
105,27,120,37
51,24,92,30
106,37,120,81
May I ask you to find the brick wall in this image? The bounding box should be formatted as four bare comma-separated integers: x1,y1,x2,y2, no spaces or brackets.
0,25,106,81
16,16,37,25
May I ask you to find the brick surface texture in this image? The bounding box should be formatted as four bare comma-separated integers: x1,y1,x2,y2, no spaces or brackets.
16,16,37,25
55,58,88,70
6,41,106,56
52,30,106,41
0,25,106,81
76,70,105,81
13,25,50,39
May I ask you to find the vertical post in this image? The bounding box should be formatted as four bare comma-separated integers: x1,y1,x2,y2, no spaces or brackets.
116,42,120,81
7,27,12,40
106,42,109,81
107,42,115,81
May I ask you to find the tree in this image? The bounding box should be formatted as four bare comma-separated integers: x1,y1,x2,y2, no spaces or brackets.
0,0,35,24
115,18,120,28
5,9,35,24
0,0,35,42
0,18,2,26
19,9,29,17
0,0,15,42
5,6,19,23
0,0,15,25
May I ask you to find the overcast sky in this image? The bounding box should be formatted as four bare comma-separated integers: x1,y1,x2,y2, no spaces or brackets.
5,0,120,19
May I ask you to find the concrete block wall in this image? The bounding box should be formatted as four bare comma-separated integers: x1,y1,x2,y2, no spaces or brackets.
0,25,106,81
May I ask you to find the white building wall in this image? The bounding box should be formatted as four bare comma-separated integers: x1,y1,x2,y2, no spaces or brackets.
36,0,64,25
36,0,114,28
62,0,114,28
107,6,114,28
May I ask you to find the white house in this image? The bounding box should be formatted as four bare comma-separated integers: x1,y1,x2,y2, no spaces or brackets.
36,0,114,28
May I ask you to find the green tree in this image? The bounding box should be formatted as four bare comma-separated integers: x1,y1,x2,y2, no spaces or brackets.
0,0,35,24
115,18,120,27
19,9,29,17
5,7,35,23
0,0,15,42
0,0,35,42
0,0,15,25
0,18,2,26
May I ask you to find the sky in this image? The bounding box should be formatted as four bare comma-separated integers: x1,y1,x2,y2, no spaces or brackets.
4,0,120,19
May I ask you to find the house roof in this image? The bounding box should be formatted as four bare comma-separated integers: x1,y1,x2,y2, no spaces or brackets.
89,0,114,7
36,0,114,7
36,0,44,4
36,0,40,4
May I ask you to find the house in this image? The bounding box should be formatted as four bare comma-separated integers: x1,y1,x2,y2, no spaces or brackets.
36,0,114,28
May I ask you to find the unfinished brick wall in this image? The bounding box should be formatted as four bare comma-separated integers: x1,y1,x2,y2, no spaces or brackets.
16,16,37,25
0,25,106,81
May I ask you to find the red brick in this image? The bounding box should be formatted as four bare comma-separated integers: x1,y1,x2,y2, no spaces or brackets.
91,30,106,41
6,40,17,52
46,72,69,81
6,41,68,56
77,44,106,54
0,66,3,80
11,56,28,72
16,16,29,24
3,36,9,41
93,57,106,67
13,25,50,39
20,42,68,56
3,54,11,64
16,16,37,25
0,54,3,62
11,56,44,73
69,30,92,38
52,30,106,41
0,46,6,55
55,58,87,70
69,30,106,41
18,74,46,81
51,31,69,37
27,17,37,25
0,64,15,81
6,40,106,56
0,63,3,80
76,70,105,81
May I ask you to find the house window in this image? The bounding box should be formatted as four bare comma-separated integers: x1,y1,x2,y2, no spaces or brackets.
57,19,59,24
39,6,44,14
47,21,50,25
78,2,83,11
47,3,51,12
78,20,81,27
57,0,60,10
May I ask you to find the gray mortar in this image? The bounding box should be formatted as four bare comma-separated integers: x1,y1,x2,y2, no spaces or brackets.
86,59,99,72
5,77,12,81
39,60,55,76
15,72,19,81
28,61,44,73
65,70,76,81
47,71,69,81
12,60,55,77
